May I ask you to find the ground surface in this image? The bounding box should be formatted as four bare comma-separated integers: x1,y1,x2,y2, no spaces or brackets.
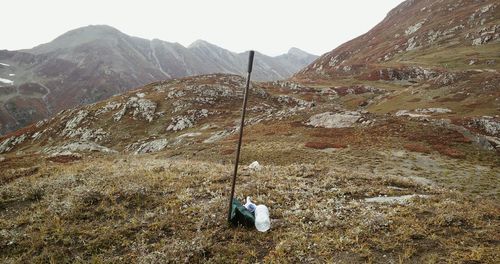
1,113,499,262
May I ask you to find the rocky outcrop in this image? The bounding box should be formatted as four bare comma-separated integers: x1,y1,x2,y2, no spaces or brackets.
44,141,117,154
470,117,500,137
306,112,362,128
203,128,237,143
61,110,89,137
433,119,496,151
113,96,157,122
126,138,169,154
0,134,27,153
167,109,209,132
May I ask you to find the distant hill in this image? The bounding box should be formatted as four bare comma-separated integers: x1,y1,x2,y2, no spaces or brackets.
293,0,499,118
0,25,317,134
295,0,499,80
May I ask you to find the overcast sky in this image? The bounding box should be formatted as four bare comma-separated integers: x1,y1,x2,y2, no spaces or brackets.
2,0,405,56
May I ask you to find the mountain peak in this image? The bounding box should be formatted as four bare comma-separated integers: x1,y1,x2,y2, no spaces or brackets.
188,39,214,49
30,25,125,54
287,47,314,57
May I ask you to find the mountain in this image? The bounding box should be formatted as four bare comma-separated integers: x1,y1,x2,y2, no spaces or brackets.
293,0,499,119
295,0,499,80
0,25,317,134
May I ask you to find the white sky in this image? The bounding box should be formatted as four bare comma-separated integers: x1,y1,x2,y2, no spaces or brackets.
1,0,405,56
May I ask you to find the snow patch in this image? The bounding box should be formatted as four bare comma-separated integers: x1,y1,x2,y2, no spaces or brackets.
0,78,14,85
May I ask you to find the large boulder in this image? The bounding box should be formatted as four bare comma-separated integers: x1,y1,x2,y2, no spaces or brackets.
306,112,361,128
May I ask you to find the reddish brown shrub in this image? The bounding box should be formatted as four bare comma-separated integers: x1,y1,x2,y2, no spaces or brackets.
305,142,347,149
404,143,431,154
220,149,235,155
432,144,465,159
46,155,82,163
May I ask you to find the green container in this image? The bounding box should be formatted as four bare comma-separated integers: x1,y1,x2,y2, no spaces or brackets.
229,198,255,228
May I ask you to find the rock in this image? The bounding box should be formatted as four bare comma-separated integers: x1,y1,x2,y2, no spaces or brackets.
0,156,5,162
203,128,237,143
113,96,157,122
470,117,500,137
415,108,452,114
365,194,429,205
484,136,500,150
35,119,48,128
167,116,194,132
44,141,117,154
277,95,314,108
433,119,495,151
0,134,27,154
395,110,429,118
48,150,81,158
405,20,425,35
248,161,262,171
131,98,156,122
95,101,122,116
113,105,127,121
177,132,202,139
306,112,361,128
167,109,209,132
128,139,169,154
31,130,45,141
61,110,89,137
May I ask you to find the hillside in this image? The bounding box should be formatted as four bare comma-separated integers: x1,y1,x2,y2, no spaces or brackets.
0,25,317,134
0,0,499,262
0,73,499,262
296,0,499,79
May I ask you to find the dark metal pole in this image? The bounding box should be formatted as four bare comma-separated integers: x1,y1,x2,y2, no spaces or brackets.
227,50,255,223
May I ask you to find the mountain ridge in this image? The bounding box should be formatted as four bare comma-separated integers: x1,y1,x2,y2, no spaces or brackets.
0,25,317,134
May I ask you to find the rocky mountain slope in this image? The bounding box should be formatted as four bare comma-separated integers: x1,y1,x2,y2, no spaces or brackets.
292,0,499,127
0,25,317,134
295,0,499,80
0,72,498,262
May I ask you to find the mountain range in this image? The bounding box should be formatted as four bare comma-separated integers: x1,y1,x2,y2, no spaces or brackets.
0,25,317,134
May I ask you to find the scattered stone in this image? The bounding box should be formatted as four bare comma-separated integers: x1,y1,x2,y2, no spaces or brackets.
44,141,117,154
248,161,263,171
167,116,194,132
306,112,361,128
203,128,237,143
35,119,48,128
61,110,89,137
365,194,430,205
405,20,425,35
415,108,452,114
470,117,500,137
95,101,122,116
113,97,157,122
395,110,429,118
47,151,83,163
177,132,202,139
0,134,27,154
167,109,209,132
128,139,169,154
433,119,495,151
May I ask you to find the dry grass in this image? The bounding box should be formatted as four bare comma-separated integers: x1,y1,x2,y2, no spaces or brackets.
0,152,498,263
